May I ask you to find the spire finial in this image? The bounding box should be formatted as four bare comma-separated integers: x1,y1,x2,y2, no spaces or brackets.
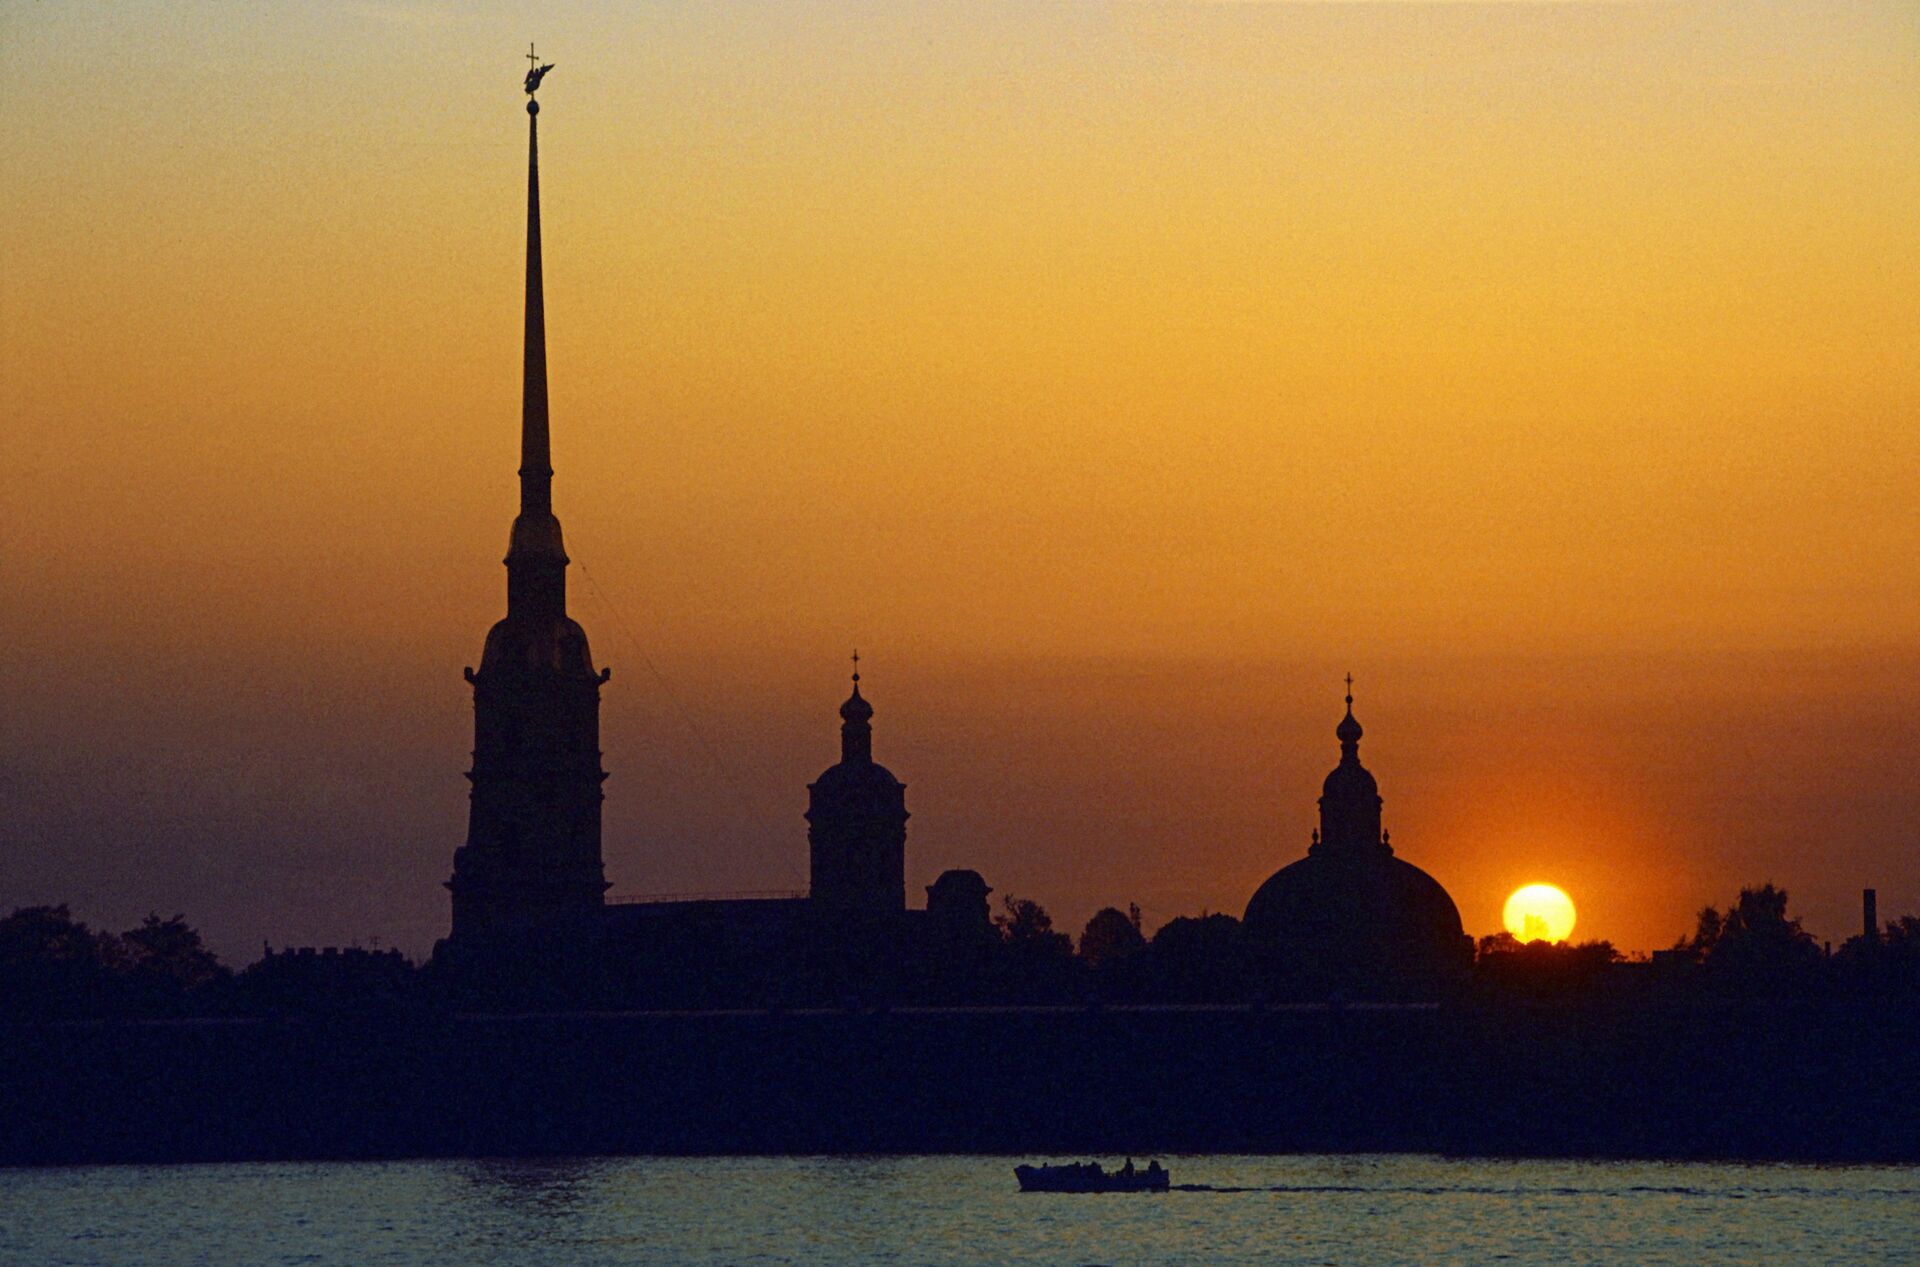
839,653,875,754
524,44,554,100
1336,672,1363,750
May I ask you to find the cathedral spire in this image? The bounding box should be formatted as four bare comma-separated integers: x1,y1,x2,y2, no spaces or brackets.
503,52,568,617
444,52,609,948
519,54,552,518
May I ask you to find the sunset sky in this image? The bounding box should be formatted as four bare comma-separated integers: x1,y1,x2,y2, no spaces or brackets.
3,1,1916,961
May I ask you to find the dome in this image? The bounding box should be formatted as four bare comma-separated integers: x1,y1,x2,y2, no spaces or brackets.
812,669,904,804
1321,760,1378,804
840,683,874,723
1239,679,1472,995
810,757,903,799
1243,852,1470,991
1336,705,1363,746
1245,853,1464,951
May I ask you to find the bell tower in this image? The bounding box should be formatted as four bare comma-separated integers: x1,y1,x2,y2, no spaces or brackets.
445,56,611,942
807,657,909,913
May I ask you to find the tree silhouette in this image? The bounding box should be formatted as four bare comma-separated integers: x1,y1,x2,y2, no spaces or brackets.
1476,930,1524,961
0,905,121,1017
121,914,228,992
1078,905,1145,967
1678,883,1822,991
1835,914,1920,995
1146,913,1249,1002
996,896,1072,959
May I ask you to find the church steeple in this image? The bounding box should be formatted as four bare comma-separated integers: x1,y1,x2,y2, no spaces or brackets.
444,54,609,948
504,51,568,621
808,655,908,913
519,84,552,518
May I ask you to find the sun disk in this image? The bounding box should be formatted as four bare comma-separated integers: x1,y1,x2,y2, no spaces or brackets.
1503,884,1577,944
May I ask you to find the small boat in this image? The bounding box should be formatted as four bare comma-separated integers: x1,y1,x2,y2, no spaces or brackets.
1015,1160,1169,1193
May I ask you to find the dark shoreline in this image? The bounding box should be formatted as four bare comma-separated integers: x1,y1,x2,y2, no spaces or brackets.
4,1002,1915,1168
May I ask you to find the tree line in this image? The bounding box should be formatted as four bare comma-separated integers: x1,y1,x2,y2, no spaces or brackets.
4,883,1916,1018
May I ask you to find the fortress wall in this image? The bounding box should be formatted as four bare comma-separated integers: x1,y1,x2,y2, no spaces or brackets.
2,1004,1913,1166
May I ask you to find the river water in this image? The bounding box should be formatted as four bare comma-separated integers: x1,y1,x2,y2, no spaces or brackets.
3,1154,1915,1266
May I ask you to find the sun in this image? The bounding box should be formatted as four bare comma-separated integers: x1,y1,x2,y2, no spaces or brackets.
1503,884,1577,944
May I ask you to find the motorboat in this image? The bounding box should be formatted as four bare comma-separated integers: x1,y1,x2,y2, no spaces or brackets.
1014,1160,1169,1193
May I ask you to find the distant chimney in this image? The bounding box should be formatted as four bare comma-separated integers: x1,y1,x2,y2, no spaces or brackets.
1864,888,1878,943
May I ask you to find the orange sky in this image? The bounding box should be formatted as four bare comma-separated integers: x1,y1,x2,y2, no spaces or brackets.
3,2,1917,959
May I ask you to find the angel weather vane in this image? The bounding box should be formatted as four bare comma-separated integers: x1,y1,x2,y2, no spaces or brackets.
525,44,554,95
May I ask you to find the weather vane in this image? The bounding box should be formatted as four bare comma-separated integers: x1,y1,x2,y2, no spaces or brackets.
524,43,554,96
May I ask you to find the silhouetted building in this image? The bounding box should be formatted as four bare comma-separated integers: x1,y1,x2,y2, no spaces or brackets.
240,947,416,1013
808,668,909,913
445,84,610,943
1243,684,1471,996
925,870,992,932
431,79,966,993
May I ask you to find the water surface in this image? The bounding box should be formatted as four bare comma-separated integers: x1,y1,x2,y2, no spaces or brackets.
3,1154,1915,1266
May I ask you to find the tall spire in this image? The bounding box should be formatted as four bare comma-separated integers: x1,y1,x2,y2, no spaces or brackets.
520,52,552,518
445,50,608,948
504,52,568,618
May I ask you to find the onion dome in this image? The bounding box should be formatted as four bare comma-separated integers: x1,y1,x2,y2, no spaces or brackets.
1336,699,1363,748
840,679,874,725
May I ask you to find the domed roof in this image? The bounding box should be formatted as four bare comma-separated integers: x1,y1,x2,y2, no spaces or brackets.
811,756,903,795
1336,704,1362,746
927,869,990,897
840,681,874,723
810,666,904,799
1321,759,1378,803
1240,677,1472,991
1244,851,1465,957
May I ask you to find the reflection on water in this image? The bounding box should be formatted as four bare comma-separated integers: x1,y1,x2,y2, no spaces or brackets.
3,1154,1917,1266
458,1156,613,1218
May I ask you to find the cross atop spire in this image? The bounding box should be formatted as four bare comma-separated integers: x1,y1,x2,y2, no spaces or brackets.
524,44,554,98
1344,672,1354,707
851,648,862,684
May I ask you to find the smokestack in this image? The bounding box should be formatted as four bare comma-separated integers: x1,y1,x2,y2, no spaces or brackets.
1863,888,1878,943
